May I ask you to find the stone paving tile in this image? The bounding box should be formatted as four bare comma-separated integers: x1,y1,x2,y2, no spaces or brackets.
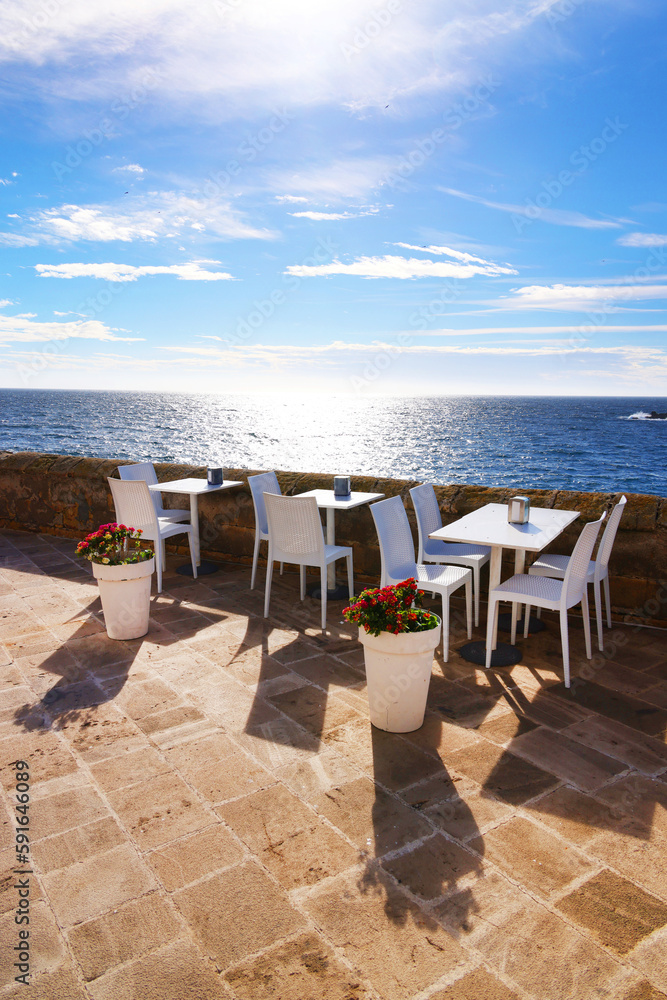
428,966,522,1000
382,832,483,902
0,727,78,789
87,939,229,1000
3,963,92,999
303,866,470,1000
0,899,66,983
547,680,667,738
31,816,127,874
217,783,358,889
66,891,184,982
402,772,515,843
625,925,667,994
274,746,360,803
563,716,667,776
166,734,276,805
31,783,110,840
555,869,667,955
89,745,172,792
56,703,148,763
322,716,443,791
445,739,561,805
147,823,245,891
106,771,215,849
269,682,362,738
468,815,598,900
312,776,432,856
508,725,628,792
173,861,306,969
436,870,632,1000
224,930,377,1000
42,842,157,926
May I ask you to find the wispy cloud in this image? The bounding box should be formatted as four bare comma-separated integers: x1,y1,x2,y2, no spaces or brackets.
271,157,396,201
501,283,667,310
391,242,509,266
0,313,143,343
617,232,667,247
112,163,146,175
291,207,380,221
0,192,276,246
286,253,517,280
441,187,624,229
34,261,235,282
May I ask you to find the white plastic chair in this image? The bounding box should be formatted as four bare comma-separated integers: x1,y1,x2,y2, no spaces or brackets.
370,495,472,662
108,478,197,594
485,513,606,687
410,483,491,627
263,492,353,633
528,496,626,651
118,463,189,524
248,472,283,589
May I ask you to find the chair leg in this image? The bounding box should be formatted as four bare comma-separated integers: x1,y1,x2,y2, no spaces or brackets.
346,554,354,600
300,565,306,601
485,597,498,670
603,574,612,628
582,589,592,660
510,602,518,645
187,533,198,580
251,532,261,590
473,562,481,628
280,561,284,576
440,594,450,663
465,577,472,639
264,560,274,618
559,607,570,688
320,567,327,633
523,604,531,639
156,537,163,594
592,578,603,651
536,607,542,619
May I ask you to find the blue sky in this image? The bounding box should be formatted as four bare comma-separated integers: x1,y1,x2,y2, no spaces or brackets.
1,0,666,396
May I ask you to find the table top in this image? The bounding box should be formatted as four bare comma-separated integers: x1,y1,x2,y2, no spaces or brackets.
296,489,384,510
150,478,243,496
429,502,580,552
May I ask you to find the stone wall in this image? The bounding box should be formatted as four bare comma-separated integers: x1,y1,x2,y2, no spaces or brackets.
0,450,665,625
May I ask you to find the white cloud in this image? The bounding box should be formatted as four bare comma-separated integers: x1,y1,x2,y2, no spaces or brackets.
285,253,517,280
617,232,667,247
441,187,624,229
0,313,143,343
34,261,235,282
0,299,13,308
0,0,550,119
416,324,667,336
112,163,145,175
0,192,275,246
275,195,308,204
392,242,507,266
502,283,667,310
291,206,379,221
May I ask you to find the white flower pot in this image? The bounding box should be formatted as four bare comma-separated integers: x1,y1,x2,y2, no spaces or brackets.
92,558,154,640
358,617,441,733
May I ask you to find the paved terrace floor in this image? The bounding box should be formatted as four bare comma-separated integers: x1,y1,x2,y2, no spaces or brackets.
1,529,667,1000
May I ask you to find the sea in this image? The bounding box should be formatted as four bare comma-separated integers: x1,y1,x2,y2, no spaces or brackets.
0,389,666,497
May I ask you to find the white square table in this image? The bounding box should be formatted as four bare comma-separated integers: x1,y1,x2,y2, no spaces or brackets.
429,502,580,665
150,477,243,575
296,489,384,598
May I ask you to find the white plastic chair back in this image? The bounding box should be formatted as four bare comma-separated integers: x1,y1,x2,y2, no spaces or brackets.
410,484,444,560
370,495,418,584
108,478,160,535
249,472,281,536
264,493,325,563
596,495,626,579
563,513,605,607
118,462,166,518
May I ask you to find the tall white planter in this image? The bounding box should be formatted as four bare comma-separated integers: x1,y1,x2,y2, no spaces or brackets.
92,558,154,640
359,617,441,733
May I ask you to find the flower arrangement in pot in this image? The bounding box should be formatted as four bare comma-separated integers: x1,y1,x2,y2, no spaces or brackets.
343,578,441,733
76,523,154,640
